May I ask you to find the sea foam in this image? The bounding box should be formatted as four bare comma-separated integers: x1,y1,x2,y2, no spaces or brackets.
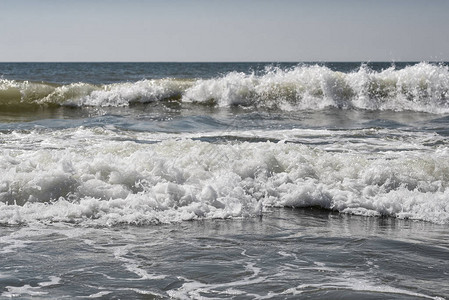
1,127,448,225
1,63,448,112
183,63,449,112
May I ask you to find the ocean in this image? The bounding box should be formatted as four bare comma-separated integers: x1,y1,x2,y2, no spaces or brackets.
0,62,448,299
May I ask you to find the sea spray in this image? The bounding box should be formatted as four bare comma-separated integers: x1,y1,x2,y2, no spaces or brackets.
1,63,448,112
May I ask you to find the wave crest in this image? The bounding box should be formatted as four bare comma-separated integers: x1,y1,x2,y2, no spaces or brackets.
1,62,449,112
183,62,449,112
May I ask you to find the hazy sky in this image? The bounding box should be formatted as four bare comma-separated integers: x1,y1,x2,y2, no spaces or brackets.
1,0,448,62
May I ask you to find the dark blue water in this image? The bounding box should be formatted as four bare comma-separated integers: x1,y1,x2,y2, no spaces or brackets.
0,61,435,84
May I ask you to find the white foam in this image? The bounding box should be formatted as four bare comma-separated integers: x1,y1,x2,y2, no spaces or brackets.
1,63,448,112
282,276,444,299
87,291,112,298
38,276,61,287
113,245,166,280
2,285,48,297
0,127,449,225
182,63,449,112
71,79,191,107
168,262,266,299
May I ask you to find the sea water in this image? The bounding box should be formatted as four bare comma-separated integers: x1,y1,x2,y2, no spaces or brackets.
0,62,448,299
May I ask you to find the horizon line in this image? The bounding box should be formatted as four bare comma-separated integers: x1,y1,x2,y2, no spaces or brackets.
0,60,446,64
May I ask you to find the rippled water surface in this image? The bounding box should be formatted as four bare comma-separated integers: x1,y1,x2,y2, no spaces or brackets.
1,209,448,299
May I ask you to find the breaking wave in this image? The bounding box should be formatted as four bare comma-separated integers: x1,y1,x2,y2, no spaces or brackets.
1,127,448,226
1,62,449,113
0,78,190,107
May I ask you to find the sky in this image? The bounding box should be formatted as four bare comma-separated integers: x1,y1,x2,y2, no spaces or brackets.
0,0,448,62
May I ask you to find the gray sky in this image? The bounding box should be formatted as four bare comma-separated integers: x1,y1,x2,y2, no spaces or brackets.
1,0,448,62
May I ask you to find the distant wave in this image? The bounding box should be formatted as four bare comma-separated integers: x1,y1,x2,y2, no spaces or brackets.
1,62,449,113
0,79,191,107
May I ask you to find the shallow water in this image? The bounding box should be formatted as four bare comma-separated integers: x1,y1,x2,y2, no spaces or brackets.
1,209,448,299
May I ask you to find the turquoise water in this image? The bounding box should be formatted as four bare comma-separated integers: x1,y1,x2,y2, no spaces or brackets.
0,62,448,299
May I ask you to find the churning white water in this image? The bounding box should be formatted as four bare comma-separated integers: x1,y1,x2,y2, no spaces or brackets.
1,126,448,225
